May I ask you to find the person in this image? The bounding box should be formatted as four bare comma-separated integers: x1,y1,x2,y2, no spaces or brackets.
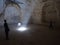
49,20,53,29
4,20,10,40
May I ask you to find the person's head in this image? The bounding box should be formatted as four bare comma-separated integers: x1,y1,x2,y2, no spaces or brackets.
4,20,6,22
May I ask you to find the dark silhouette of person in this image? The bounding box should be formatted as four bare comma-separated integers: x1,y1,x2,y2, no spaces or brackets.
4,20,10,40
49,20,53,29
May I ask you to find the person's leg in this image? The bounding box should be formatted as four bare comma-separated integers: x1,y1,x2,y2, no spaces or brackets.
6,32,9,40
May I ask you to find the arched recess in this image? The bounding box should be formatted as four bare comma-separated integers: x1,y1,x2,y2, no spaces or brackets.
42,1,57,23
4,4,22,24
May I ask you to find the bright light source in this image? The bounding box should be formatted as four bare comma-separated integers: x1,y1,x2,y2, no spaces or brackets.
18,23,21,26
17,27,27,32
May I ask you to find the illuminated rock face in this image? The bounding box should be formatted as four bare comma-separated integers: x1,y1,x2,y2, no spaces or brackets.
4,5,21,23
0,0,60,26
0,0,22,25
0,0,35,25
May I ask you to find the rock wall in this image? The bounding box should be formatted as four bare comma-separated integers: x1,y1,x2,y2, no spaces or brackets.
30,0,59,26
0,4,21,25
0,0,60,27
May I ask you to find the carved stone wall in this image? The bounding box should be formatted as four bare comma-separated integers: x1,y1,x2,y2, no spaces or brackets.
0,4,21,25
30,0,59,25
4,4,21,24
42,1,57,23
30,0,42,24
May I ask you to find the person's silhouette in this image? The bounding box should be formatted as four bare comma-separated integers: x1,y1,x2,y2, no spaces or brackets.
4,20,10,40
49,21,53,29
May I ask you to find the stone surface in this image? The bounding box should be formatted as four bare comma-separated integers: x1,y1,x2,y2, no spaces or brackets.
0,24,60,45
0,0,60,28
30,0,60,27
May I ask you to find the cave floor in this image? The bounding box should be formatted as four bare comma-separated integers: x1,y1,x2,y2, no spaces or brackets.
0,24,60,45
